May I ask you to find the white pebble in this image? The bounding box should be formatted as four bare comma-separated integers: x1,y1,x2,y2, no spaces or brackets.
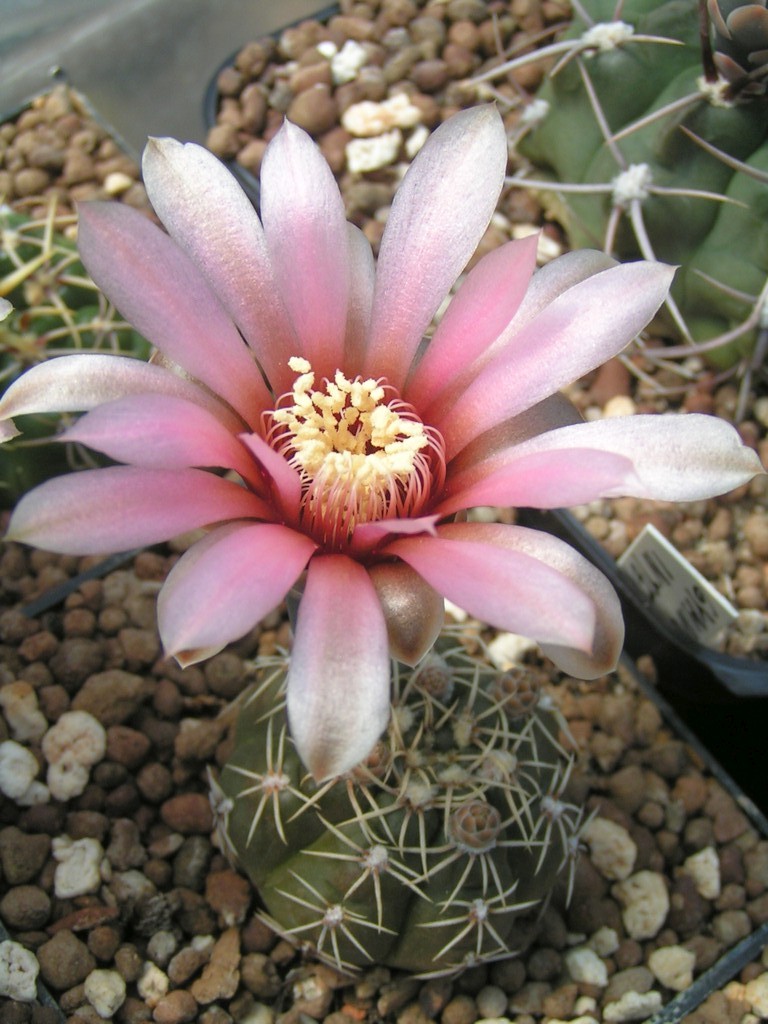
136,961,169,1007
346,130,402,173
648,945,696,991
53,836,105,898
681,846,721,899
341,93,422,137
42,710,106,800
0,740,43,802
745,973,768,1016
103,171,134,196
603,395,636,418
239,1003,276,1024
330,40,368,84
487,631,538,668
583,817,637,880
613,871,669,939
476,985,507,1018
404,124,429,159
84,968,126,1019
565,946,608,987
0,682,47,742
146,929,178,966
603,989,663,1022
589,926,620,956
0,940,39,1002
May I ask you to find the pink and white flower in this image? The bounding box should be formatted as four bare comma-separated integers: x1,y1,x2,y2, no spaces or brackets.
0,107,762,779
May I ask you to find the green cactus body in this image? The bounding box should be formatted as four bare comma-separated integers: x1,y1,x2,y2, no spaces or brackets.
518,0,768,366
0,208,149,504
217,642,582,976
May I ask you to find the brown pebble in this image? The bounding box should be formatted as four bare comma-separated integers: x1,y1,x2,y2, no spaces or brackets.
205,870,252,927
160,793,214,834
0,826,51,884
106,725,152,769
190,927,241,1004
0,884,51,929
152,989,199,1024
287,83,339,136
72,669,151,725
440,994,476,1024
37,929,95,990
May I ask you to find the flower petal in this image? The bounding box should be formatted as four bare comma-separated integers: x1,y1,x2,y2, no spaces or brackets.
438,260,676,458
158,522,316,662
238,432,303,521
77,202,270,424
384,524,597,654
0,354,244,440
6,467,269,554
446,392,583,479
141,137,299,394
61,394,262,487
364,106,508,387
435,448,639,516
343,223,376,375
446,412,765,506
287,555,391,781
351,514,439,555
260,120,350,380
473,522,625,678
405,234,538,408
368,561,445,667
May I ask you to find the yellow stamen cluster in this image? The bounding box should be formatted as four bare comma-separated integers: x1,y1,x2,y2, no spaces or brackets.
267,357,442,546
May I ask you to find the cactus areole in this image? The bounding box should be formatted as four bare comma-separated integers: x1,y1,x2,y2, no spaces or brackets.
216,642,582,976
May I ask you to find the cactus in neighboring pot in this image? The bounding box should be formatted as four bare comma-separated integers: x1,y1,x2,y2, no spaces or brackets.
214,638,582,976
485,0,768,374
0,205,149,504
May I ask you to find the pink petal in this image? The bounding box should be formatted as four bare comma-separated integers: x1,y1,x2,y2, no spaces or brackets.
405,234,538,408
435,448,639,516
364,106,508,388
141,138,300,396
385,524,597,654
61,394,262,488
260,121,350,381
0,354,244,437
470,522,625,678
447,412,764,504
343,223,375,375
437,260,676,458
511,249,618,329
238,432,303,521
6,467,269,554
158,522,316,662
287,555,391,781
351,514,439,555
446,392,583,480
77,202,270,425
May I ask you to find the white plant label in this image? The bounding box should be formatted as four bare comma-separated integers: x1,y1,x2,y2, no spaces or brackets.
617,523,737,645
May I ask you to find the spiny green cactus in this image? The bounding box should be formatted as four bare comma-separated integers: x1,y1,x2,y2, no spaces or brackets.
0,203,149,504
214,637,583,976
479,0,768,384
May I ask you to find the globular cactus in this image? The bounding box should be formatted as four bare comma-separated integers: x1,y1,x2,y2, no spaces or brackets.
0,204,149,504
214,638,582,976
482,0,768,378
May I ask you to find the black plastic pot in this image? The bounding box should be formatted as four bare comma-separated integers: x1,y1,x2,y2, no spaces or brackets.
519,507,768,815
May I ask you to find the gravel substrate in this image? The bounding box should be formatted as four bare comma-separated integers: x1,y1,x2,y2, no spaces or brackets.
1,536,768,1023
0,84,152,221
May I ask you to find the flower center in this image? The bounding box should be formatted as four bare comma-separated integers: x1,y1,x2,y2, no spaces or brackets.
266,357,444,546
